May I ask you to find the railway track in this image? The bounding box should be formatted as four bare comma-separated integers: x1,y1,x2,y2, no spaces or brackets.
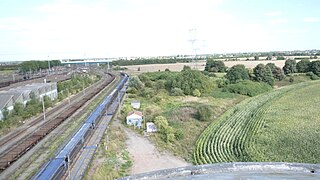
0,71,115,171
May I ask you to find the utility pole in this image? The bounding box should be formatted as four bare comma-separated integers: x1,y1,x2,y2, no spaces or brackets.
67,89,71,105
48,55,51,75
42,97,46,121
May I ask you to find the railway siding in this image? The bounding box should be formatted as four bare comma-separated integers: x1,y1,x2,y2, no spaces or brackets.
0,71,117,179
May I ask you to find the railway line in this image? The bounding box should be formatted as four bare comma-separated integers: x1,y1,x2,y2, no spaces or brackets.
33,73,128,180
0,71,116,172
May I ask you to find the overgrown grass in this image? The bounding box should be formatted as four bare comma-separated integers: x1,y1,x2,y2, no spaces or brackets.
123,90,245,163
274,74,311,87
87,123,132,180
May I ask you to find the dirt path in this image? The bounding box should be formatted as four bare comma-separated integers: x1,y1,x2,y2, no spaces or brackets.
124,128,190,175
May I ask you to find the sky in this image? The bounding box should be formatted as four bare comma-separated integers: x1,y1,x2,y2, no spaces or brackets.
0,0,319,61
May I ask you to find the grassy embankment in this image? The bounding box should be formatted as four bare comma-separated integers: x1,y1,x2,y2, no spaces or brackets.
194,80,320,164
121,71,246,163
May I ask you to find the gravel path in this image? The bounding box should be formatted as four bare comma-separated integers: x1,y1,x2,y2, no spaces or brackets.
124,128,190,175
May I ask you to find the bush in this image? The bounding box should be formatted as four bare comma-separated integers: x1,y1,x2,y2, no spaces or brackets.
174,129,184,140
223,80,272,97
311,74,320,80
197,105,213,121
193,89,201,97
126,87,137,94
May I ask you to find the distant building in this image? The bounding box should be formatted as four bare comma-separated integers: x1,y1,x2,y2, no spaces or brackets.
146,122,157,133
131,100,140,109
0,94,14,120
0,82,58,120
126,111,143,128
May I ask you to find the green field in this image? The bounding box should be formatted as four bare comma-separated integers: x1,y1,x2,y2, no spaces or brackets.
194,80,320,164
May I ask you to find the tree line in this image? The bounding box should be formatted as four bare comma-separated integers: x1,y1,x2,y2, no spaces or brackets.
19,60,61,73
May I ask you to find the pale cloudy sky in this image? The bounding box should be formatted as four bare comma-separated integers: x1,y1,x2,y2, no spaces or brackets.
0,0,319,61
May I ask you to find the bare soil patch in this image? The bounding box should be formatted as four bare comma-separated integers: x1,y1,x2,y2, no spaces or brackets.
124,128,190,175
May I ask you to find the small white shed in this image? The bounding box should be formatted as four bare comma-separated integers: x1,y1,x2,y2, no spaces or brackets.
126,111,143,128
146,122,157,133
131,100,140,109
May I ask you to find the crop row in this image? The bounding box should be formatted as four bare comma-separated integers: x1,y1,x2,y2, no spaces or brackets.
193,81,316,164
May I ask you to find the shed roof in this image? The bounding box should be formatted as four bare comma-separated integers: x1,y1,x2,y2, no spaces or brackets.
0,94,13,110
131,100,140,103
127,111,143,117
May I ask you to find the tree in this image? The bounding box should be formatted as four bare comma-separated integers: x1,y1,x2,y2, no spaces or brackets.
154,116,175,143
167,70,213,95
296,60,311,73
182,65,191,71
283,60,297,74
205,60,226,72
254,56,259,60
310,60,320,76
154,116,169,132
128,77,144,90
226,64,250,83
266,63,285,81
253,64,275,86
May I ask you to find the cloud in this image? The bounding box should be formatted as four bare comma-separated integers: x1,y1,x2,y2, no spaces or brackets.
265,11,282,16
271,18,288,24
303,17,319,23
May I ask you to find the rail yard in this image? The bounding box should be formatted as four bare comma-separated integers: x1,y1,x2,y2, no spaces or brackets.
0,67,128,179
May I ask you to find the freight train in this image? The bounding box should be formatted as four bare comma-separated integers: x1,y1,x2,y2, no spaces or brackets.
34,73,129,180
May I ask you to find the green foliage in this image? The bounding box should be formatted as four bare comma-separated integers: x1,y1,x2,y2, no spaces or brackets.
226,64,250,83
296,59,311,73
310,74,320,80
283,60,297,74
309,60,320,76
182,65,191,71
167,70,213,95
170,88,185,96
197,105,213,121
128,77,144,90
154,116,169,132
192,89,201,97
19,60,61,73
205,60,226,72
43,96,53,108
276,56,285,60
266,63,285,81
253,64,275,86
216,78,229,88
2,107,9,120
154,116,175,143
223,80,272,97
13,102,24,116
254,55,259,60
